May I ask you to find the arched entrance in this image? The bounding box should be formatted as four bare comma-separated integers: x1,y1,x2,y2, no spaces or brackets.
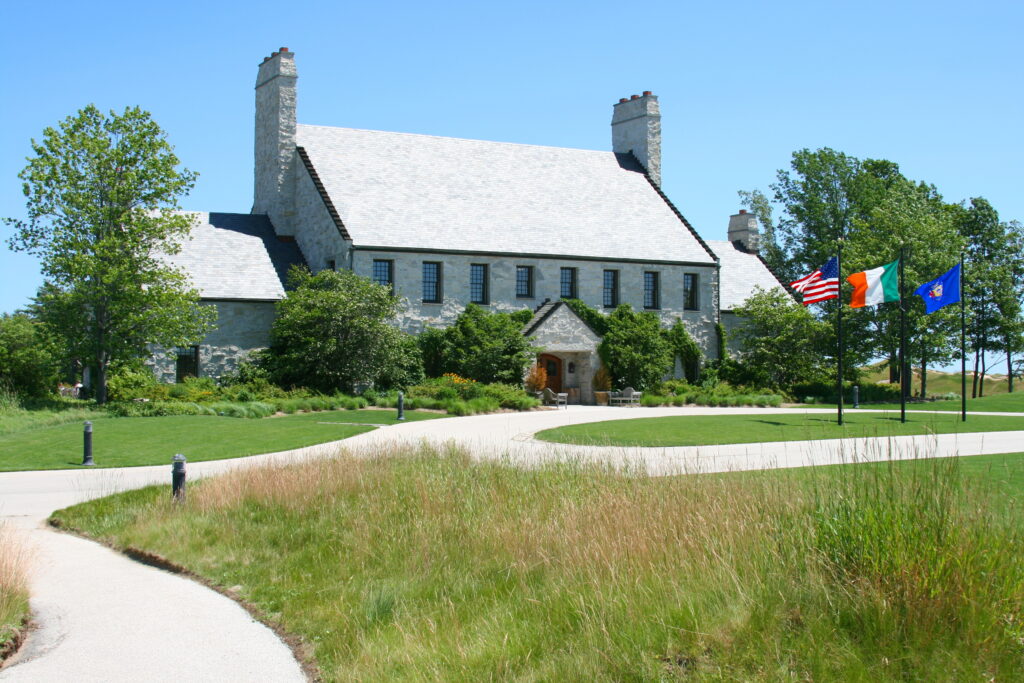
537,353,562,393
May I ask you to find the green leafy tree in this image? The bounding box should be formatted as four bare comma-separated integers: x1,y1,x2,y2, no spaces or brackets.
598,305,673,390
846,181,963,394
953,199,1023,396
425,304,538,384
737,188,786,277
730,288,832,391
0,312,63,397
5,105,214,403
264,266,414,393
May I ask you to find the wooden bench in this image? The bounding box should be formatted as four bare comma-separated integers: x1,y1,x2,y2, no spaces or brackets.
609,387,642,406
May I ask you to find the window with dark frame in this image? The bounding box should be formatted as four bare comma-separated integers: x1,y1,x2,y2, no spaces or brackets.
422,262,442,303
644,271,660,309
515,265,534,298
603,269,619,308
684,273,700,310
372,259,393,288
175,346,199,383
326,259,336,271
470,263,489,304
560,267,577,299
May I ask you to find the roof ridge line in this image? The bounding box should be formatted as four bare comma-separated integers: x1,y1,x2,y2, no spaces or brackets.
297,123,610,154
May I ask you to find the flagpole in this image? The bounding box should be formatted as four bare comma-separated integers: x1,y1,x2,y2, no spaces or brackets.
960,253,967,422
837,240,844,426
899,246,907,424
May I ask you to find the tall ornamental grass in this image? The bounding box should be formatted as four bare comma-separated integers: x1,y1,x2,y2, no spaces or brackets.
0,523,31,661
53,446,1024,681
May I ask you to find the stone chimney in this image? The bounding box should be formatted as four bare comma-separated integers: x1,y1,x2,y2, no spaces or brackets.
728,209,760,253
253,47,297,235
612,92,661,186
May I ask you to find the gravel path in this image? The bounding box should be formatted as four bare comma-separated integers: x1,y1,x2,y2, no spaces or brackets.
2,406,1022,680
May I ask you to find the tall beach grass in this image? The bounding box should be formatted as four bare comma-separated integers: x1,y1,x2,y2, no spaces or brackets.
53,445,1024,681
0,523,31,662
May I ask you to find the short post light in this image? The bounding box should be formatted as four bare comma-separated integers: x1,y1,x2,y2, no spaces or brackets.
82,421,95,466
172,454,187,502
853,385,860,409
397,391,405,421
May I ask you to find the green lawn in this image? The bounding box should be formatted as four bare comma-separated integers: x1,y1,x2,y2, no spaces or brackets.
51,447,1024,681
536,411,1024,448
859,389,1024,413
0,409,445,471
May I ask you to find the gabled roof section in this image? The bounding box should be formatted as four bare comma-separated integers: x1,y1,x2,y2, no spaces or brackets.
162,212,306,300
522,299,601,338
295,125,716,264
705,240,789,311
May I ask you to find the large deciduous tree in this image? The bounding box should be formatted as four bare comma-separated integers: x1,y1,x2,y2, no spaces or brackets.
730,288,832,391
264,266,417,393
5,105,215,403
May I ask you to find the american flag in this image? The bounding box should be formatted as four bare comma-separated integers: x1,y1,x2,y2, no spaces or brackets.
790,257,840,305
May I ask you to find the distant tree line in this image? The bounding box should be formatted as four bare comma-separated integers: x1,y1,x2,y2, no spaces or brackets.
737,148,1023,397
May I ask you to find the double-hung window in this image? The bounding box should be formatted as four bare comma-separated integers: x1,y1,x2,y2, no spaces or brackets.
516,265,534,298
603,269,619,308
644,271,660,310
684,273,700,310
470,264,489,304
422,262,442,303
560,267,577,299
372,259,394,289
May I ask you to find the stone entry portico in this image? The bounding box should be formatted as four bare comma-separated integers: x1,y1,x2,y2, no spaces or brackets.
523,301,602,404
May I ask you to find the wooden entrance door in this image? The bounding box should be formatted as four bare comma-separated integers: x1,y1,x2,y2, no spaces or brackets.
538,354,562,393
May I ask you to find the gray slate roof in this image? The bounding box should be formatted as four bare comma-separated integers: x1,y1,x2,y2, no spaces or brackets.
706,240,788,311
162,212,305,300
296,125,715,264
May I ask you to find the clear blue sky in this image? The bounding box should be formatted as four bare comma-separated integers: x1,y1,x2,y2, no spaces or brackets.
3,0,1022,324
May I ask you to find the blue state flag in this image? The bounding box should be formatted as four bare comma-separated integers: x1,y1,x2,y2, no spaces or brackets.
914,264,961,314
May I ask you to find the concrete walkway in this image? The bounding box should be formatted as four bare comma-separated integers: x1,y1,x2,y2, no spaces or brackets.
2,406,1022,680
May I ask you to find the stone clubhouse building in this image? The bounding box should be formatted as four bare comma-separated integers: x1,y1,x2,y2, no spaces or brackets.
153,48,784,403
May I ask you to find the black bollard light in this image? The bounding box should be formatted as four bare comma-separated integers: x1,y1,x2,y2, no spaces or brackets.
396,391,405,421
172,454,187,502
82,421,95,466
853,385,860,409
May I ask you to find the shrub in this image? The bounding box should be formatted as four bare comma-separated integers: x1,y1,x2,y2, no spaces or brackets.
418,304,538,384
524,363,547,394
598,305,673,390
262,267,410,393
0,312,62,398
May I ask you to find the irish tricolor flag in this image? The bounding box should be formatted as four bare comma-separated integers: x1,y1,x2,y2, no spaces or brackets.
847,259,900,308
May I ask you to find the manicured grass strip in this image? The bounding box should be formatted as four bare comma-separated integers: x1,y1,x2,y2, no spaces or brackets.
0,409,445,471
858,390,1024,413
536,411,1024,447
51,448,1024,681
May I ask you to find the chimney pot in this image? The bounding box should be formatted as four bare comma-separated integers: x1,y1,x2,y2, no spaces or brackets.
739,209,747,214
618,97,628,103
642,90,652,96
280,47,289,52
630,94,639,100
272,51,279,58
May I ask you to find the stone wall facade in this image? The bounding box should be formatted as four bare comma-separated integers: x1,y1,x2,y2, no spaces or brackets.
527,305,602,404
148,300,277,383
294,160,350,272
351,249,720,357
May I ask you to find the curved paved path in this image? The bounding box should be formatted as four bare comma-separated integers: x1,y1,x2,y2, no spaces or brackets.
2,406,1022,680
